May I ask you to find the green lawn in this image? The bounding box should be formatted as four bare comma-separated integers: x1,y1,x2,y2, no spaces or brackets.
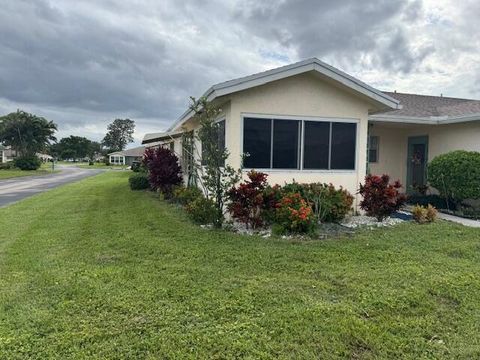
0,163,57,179
1,172,479,358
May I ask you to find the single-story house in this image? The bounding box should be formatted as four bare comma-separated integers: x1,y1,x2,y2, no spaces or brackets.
0,145,5,163
108,146,145,166
0,146,17,163
142,58,480,207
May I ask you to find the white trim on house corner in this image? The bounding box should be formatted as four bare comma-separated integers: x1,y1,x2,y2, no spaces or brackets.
168,58,400,132
239,113,360,173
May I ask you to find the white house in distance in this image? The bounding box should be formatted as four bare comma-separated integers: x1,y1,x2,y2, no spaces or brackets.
108,146,145,166
142,58,480,207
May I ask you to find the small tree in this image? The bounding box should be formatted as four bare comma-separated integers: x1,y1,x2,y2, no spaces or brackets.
102,118,135,152
359,174,406,221
0,110,57,157
189,97,242,228
142,147,182,197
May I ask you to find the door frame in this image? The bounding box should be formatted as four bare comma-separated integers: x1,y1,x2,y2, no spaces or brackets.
406,135,429,193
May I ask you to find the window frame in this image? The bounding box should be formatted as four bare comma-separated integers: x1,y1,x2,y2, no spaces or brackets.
241,113,359,173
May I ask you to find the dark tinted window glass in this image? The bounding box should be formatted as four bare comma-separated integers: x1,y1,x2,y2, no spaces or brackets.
303,121,330,169
331,122,356,170
368,135,378,163
272,119,299,169
243,118,271,168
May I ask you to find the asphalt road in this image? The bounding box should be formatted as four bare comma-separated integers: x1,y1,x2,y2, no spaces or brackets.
0,165,104,208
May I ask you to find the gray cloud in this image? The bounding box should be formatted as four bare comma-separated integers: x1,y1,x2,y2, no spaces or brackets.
234,0,433,74
0,0,478,142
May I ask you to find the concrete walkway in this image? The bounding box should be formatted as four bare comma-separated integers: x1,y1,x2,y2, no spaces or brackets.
436,212,480,228
0,165,104,208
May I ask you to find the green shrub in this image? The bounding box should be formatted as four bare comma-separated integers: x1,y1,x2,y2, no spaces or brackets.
185,196,217,225
0,162,14,170
172,186,203,206
274,192,316,234
129,172,150,190
14,156,41,170
407,194,456,210
131,161,143,172
428,151,480,202
302,183,353,222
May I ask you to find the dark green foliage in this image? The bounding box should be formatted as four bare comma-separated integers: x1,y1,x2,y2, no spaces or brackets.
0,110,57,157
131,161,142,172
428,150,480,202
301,183,354,222
14,156,41,170
50,136,102,161
128,172,150,190
172,186,203,206
190,97,242,228
185,196,217,224
0,162,14,170
102,118,135,152
407,194,456,210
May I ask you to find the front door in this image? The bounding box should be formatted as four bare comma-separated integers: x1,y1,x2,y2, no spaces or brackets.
407,136,429,193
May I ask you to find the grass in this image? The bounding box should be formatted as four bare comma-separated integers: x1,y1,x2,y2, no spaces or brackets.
1,172,480,358
0,163,58,179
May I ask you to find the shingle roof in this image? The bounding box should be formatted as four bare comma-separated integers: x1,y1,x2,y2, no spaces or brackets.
378,92,480,118
108,146,145,157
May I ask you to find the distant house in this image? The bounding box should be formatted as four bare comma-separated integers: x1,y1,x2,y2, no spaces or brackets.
108,146,145,166
142,58,480,206
0,146,18,163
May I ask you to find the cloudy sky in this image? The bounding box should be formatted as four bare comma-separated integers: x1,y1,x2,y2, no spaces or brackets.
0,0,479,145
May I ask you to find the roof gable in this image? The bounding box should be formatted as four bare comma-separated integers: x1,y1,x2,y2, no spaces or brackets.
168,58,400,131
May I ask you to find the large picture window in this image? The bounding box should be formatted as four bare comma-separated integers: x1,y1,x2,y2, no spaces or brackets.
243,117,357,170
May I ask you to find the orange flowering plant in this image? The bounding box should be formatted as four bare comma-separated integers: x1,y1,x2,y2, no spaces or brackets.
275,193,316,234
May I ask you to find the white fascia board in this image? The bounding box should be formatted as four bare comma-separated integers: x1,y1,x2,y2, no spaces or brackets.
369,115,437,125
441,113,480,124
168,58,400,131
370,113,480,125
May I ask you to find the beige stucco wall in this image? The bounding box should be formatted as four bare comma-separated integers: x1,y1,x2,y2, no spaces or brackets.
369,121,480,189
222,72,377,207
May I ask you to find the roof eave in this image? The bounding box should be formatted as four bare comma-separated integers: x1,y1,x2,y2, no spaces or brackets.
168,58,400,131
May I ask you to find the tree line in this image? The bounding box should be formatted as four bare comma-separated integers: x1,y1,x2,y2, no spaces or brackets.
0,110,135,169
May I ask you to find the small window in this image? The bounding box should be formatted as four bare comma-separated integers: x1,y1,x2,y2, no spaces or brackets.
368,136,379,163
169,142,175,152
